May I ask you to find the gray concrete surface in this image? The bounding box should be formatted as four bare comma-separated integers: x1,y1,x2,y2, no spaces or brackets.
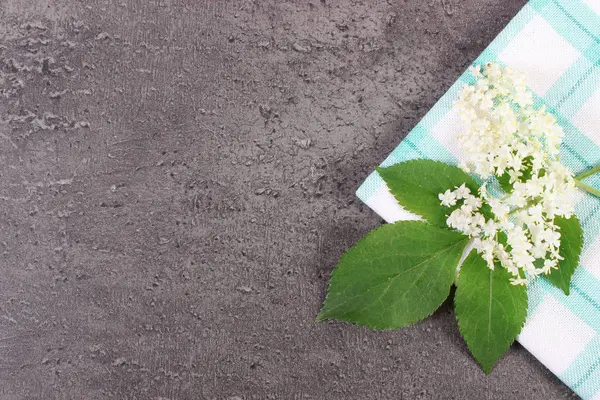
0,0,580,399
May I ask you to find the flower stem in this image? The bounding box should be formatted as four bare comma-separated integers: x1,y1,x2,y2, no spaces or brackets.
574,165,600,181
509,199,538,216
575,179,600,198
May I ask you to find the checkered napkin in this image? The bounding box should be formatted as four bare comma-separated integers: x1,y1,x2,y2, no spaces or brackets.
356,0,600,398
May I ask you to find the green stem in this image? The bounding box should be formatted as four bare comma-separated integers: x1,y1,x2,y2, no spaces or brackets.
509,199,539,216
508,206,524,216
575,179,600,198
574,165,600,181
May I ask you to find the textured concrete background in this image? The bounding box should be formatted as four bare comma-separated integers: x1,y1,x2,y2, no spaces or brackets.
0,0,580,399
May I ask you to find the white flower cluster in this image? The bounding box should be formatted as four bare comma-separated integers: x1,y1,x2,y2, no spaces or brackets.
441,63,577,285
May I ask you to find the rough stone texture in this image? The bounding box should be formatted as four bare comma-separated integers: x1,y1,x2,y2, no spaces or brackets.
0,0,580,399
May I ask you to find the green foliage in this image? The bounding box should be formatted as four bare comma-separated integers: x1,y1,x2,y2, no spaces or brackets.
317,221,468,329
454,251,528,374
377,160,480,228
546,215,584,295
496,156,536,194
497,171,513,194
318,158,585,374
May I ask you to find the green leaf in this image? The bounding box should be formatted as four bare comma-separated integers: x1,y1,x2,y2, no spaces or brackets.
493,156,538,195
317,221,469,330
546,215,584,295
521,156,535,182
377,160,480,228
455,251,528,374
497,171,513,194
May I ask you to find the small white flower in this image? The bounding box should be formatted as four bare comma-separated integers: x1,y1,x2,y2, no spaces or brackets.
543,259,558,274
488,198,510,222
439,189,457,207
443,62,577,286
482,220,497,237
446,209,469,231
454,184,471,199
510,182,528,207
528,204,544,221
514,89,533,107
531,244,547,259
525,177,544,198
508,169,522,184
469,65,482,77
510,277,530,286
539,227,561,249
458,161,471,173
464,195,483,210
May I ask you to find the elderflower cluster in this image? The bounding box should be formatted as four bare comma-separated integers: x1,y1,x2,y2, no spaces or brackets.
440,63,577,285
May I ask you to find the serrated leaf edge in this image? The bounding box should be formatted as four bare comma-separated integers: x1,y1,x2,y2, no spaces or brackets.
454,253,528,374
376,160,480,226
317,221,468,331
546,215,584,296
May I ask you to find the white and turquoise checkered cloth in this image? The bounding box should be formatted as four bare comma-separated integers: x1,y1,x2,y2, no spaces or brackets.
356,0,600,398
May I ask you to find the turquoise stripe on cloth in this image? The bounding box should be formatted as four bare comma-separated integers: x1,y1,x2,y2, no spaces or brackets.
356,1,600,398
